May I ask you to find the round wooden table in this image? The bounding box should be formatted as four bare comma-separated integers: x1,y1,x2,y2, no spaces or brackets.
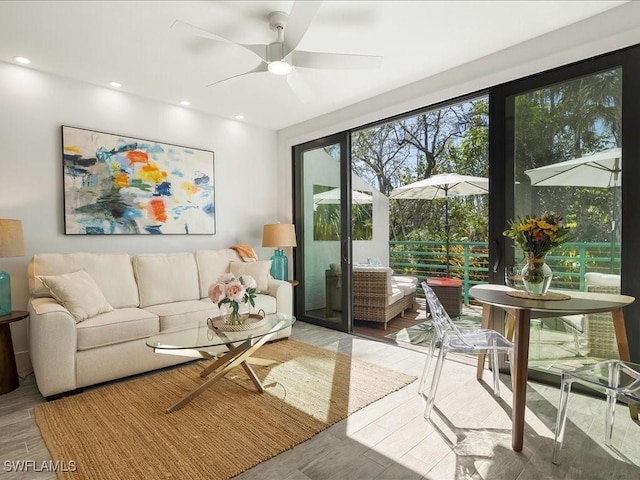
0,310,29,394
469,285,635,452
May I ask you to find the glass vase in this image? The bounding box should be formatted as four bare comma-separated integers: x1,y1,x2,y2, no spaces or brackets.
521,255,552,296
221,302,250,325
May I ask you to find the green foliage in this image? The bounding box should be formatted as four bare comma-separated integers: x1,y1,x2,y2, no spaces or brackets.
350,67,621,250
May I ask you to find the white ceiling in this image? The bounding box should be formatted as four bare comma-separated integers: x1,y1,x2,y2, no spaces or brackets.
0,1,630,130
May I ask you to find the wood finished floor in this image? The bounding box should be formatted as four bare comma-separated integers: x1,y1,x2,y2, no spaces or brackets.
1,322,639,479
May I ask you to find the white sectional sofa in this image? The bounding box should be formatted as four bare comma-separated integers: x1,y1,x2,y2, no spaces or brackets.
27,249,292,397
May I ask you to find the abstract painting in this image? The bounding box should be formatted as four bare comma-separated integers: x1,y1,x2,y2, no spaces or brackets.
62,126,215,235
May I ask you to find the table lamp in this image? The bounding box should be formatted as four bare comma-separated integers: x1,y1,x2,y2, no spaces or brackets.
0,219,25,316
262,223,296,281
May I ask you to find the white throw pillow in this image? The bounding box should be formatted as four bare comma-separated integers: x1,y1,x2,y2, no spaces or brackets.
229,261,272,293
40,269,114,322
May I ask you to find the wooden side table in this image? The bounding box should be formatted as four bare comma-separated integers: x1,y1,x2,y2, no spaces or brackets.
0,310,28,395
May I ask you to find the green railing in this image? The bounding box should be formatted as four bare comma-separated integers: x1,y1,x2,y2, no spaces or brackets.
389,241,621,304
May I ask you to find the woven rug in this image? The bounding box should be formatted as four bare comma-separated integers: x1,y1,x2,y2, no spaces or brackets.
35,339,416,480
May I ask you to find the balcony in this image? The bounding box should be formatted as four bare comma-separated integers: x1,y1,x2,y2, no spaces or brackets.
389,240,620,304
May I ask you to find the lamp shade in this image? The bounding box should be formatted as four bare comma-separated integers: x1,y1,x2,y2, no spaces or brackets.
262,223,297,248
0,219,25,257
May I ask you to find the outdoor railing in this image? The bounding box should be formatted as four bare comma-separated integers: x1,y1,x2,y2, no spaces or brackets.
389,241,621,304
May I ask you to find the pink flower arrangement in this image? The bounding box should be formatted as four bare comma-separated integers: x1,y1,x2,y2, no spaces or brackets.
208,273,257,319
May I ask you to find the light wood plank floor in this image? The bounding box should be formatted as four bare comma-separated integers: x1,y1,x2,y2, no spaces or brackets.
1,322,639,479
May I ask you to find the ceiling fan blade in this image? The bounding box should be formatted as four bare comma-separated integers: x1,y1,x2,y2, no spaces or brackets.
282,1,323,56
207,62,269,87
172,20,267,61
291,50,383,70
286,68,314,103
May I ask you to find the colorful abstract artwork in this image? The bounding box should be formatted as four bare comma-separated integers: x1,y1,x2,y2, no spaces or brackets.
62,126,215,235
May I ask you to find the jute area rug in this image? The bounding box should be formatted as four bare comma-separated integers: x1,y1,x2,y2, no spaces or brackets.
35,339,416,480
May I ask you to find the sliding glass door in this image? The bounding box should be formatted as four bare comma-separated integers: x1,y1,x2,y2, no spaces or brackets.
492,44,640,377
293,133,352,332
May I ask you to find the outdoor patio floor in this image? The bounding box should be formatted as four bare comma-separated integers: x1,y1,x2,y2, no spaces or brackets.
353,298,615,377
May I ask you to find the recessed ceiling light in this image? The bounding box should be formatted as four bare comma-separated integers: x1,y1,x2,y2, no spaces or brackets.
180,100,191,106
234,115,244,120
14,56,30,65
109,81,122,88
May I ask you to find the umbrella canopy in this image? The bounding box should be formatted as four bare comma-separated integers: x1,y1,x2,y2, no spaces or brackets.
389,173,489,200
313,188,374,205
524,148,621,187
524,148,622,272
389,173,489,276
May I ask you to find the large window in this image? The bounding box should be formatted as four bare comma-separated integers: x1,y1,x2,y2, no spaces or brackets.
510,68,623,374
351,96,489,284
293,43,640,369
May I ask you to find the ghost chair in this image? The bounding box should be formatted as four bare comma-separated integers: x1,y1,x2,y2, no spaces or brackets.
420,282,514,421
552,359,640,464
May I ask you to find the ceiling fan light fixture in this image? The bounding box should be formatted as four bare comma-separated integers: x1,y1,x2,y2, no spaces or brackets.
268,60,292,76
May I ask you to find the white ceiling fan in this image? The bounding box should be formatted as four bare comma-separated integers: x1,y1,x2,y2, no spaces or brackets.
172,1,383,102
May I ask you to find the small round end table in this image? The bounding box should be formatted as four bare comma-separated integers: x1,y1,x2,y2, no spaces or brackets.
0,310,28,395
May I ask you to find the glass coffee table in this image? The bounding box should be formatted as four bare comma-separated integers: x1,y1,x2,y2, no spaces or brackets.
146,313,295,413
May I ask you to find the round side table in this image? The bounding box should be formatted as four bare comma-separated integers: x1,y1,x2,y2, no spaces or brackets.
0,310,28,395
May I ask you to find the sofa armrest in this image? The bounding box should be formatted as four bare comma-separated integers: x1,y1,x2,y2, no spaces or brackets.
28,297,78,396
267,278,293,315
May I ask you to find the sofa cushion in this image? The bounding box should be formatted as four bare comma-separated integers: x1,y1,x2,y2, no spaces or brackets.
388,287,404,306
133,253,200,308
29,253,139,308
251,293,277,315
40,270,114,322
76,308,159,351
392,275,419,286
196,249,244,298
229,260,272,293
585,272,620,289
393,280,417,297
145,300,218,331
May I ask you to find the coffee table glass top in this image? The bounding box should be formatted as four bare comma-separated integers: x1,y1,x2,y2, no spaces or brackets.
146,313,295,350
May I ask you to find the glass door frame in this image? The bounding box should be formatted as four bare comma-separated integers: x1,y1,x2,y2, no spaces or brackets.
293,132,352,333
488,44,640,374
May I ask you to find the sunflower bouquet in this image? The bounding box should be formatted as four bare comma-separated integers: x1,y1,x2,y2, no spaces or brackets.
503,212,572,259
503,213,573,294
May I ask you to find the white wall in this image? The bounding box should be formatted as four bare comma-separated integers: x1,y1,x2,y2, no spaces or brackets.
0,62,279,374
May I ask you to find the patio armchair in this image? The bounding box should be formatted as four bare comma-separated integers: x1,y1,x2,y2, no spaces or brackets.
352,266,417,329
559,272,621,359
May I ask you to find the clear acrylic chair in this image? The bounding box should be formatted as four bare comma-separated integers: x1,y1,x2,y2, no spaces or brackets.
420,282,514,421
553,359,640,464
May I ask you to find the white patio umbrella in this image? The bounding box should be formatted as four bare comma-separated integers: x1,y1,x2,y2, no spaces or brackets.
525,147,622,270
313,188,374,205
524,148,621,188
390,173,489,276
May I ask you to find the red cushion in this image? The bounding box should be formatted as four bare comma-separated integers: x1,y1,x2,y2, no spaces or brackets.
427,277,462,287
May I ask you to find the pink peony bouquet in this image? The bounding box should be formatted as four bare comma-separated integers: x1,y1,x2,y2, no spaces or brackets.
208,273,257,319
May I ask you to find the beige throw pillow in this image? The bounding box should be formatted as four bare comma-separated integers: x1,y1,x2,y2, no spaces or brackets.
40,269,114,322
229,261,272,293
